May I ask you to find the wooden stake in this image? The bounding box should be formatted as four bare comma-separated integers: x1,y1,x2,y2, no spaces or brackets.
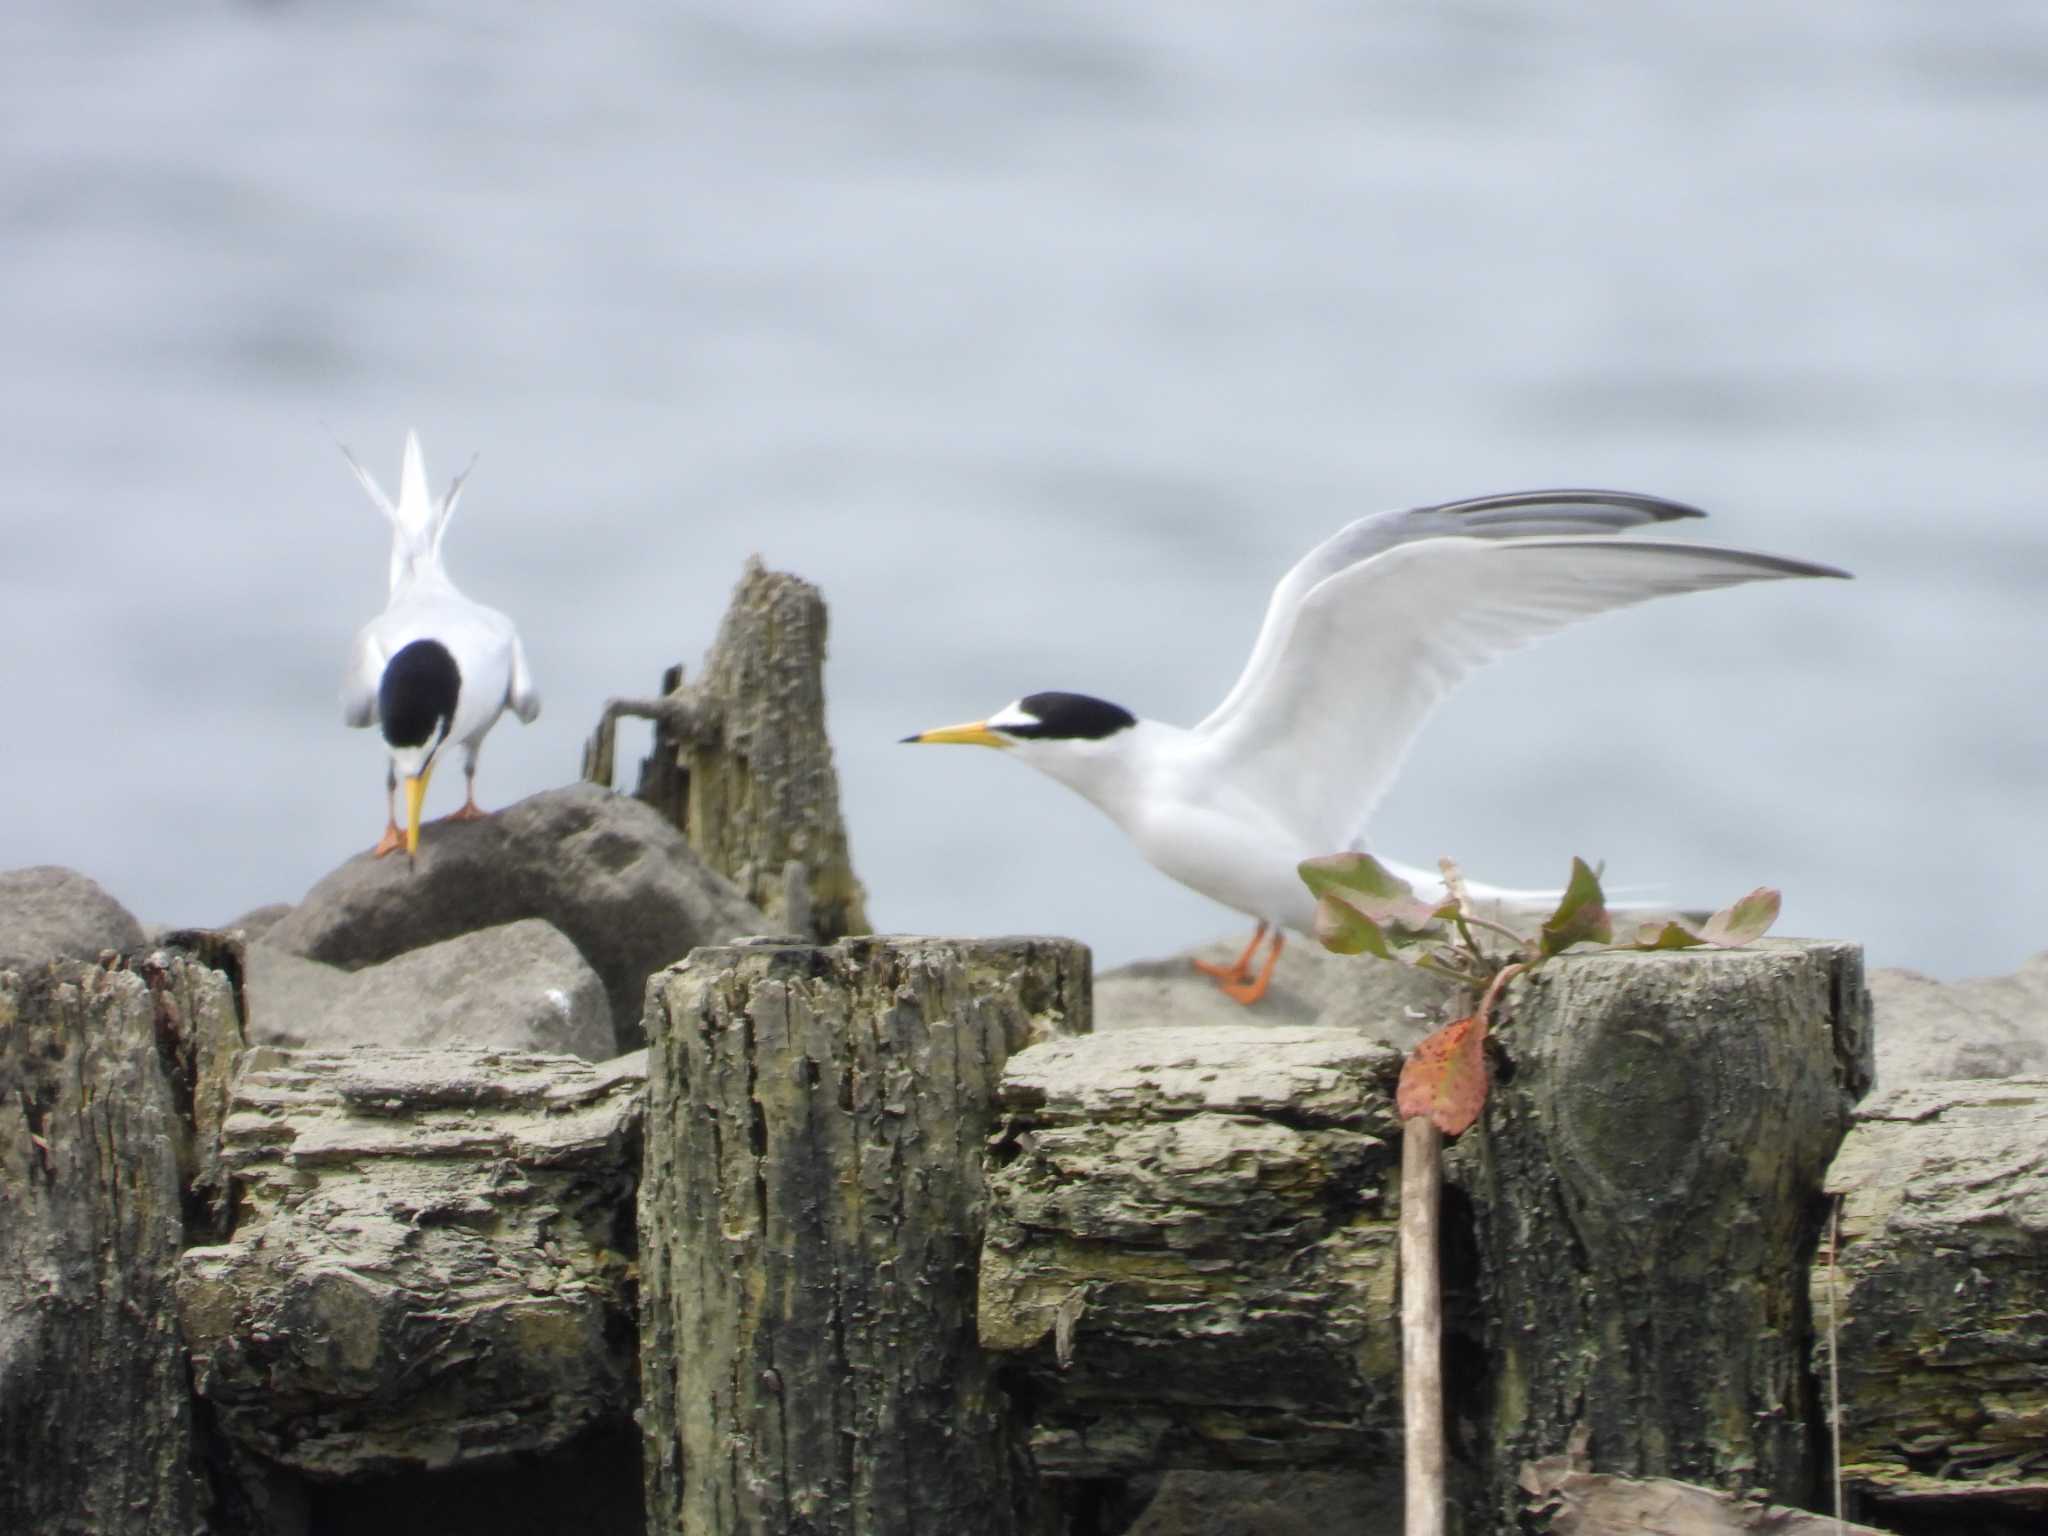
1401,1114,1447,1536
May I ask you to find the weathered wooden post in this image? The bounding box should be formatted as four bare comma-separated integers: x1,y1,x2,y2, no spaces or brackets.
1457,940,1870,1527
640,934,1089,1535
581,560,870,943
0,945,243,1536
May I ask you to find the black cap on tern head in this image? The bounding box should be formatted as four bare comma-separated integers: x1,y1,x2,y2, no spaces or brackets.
379,638,461,751
1000,691,1137,742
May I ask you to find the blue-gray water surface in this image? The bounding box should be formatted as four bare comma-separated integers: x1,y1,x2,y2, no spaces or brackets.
3,1,2044,979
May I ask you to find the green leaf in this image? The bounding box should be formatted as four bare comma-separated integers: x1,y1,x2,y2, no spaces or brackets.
1630,919,1707,951
1298,853,1446,931
1313,891,1395,958
1699,887,1781,948
1538,857,1613,959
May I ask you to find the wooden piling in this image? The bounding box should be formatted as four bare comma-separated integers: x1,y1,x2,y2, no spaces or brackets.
639,934,1089,1535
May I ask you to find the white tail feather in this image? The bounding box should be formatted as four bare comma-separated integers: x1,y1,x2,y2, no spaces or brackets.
339,431,473,595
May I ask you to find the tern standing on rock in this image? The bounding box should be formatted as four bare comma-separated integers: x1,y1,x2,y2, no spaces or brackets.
906,489,1848,1004
340,432,540,858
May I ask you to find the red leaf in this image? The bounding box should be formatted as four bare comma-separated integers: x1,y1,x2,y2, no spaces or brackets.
1396,1014,1490,1137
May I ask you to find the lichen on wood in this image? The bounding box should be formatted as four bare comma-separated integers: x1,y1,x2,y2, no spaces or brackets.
1453,939,1872,1526
0,946,243,1536
639,934,1089,1536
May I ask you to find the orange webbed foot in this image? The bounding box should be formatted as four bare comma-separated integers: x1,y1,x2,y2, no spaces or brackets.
1213,932,1285,1006
371,823,405,858
1191,923,1269,987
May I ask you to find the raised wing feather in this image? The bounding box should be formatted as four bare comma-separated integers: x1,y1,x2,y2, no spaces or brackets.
1202,491,1706,735
1192,534,1847,853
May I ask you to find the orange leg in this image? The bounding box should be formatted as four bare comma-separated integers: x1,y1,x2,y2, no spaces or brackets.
371,767,404,857
1217,930,1285,1006
1192,922,1269,986
441,759,487,822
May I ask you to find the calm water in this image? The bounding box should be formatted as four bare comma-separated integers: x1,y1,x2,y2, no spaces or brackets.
3,1,2044,979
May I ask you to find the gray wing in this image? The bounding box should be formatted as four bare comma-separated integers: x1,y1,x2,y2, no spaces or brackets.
1200,491,1707,734
1192,532,1847,853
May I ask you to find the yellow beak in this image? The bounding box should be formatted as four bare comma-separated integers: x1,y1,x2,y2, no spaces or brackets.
404,769,433,856
902,720,1010,749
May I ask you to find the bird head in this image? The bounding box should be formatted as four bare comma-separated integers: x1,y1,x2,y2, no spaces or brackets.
379,638,461,856
903,691,1140,791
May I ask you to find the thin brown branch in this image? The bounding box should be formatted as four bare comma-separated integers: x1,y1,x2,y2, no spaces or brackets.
1401,1115,1446,1536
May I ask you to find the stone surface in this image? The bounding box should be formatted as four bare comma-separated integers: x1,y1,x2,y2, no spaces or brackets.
224,901,294,943
263,782,768,1046
1813,1077,2048,1521
1868,951,2048,1086
1095,930,1456,1047
981,1024,1407,1477
177,1047,645,1481
0,864,146,970
246,918,613,1058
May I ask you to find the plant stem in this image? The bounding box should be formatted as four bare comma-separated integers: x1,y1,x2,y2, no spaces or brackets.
1457,912,1530,950
1412,952,1482,986
1401,1115,1446,1536
1474,960,1527,1033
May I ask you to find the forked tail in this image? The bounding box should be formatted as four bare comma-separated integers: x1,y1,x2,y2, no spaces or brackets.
340,430,475,595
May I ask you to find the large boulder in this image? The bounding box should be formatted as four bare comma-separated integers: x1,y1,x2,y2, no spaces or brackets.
264,784,768,1043
245,919,614,1059
223,902,294,944
0,865,146,971
1868,951,2048,1086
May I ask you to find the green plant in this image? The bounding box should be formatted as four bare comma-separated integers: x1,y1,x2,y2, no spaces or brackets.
1299,852,1780,1135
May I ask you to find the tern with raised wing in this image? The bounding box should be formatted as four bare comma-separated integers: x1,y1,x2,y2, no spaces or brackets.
340,432,540,858
905,490,1846,1003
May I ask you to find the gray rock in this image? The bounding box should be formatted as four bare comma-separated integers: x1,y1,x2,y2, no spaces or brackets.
263,783,768,1045
0,865,146,971
245,919,614,1059
1098,930,1457,1051
1869,952,2048,1086
1101,901,1818,1050
241,945,352,1043
224,902,294,943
